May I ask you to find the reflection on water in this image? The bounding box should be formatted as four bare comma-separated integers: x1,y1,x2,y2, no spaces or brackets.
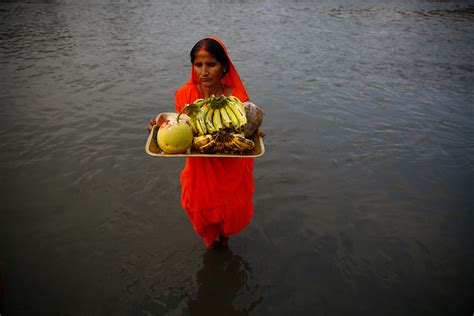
187,249,263,316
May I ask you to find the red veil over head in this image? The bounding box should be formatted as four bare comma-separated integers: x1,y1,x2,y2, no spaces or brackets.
175,37,254,217
189,37,249,102
175,37,249,112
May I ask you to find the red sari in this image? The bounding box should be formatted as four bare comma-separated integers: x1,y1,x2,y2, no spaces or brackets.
175,37,254,247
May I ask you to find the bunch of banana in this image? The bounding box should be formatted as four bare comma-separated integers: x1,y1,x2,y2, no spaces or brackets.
193,131,255,154
178,96,255,154
188,96,247,136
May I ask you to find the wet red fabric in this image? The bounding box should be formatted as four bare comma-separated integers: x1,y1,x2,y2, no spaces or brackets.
175,37,254,246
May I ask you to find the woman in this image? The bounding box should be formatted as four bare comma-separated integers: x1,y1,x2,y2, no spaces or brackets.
151,37,255,249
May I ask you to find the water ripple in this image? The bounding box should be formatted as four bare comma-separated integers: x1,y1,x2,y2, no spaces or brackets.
1,0,474,315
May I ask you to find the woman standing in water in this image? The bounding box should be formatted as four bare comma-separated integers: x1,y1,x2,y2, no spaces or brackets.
151,37,255,249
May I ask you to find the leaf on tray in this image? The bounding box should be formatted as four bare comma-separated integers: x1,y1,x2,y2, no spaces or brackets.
182,102,201,119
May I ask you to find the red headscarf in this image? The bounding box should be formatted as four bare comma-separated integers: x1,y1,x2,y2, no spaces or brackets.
175,37,249,113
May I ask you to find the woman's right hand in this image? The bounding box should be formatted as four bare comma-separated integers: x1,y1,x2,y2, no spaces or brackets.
147,118,157,134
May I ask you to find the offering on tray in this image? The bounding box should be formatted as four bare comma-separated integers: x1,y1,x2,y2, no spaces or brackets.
147,96,264,157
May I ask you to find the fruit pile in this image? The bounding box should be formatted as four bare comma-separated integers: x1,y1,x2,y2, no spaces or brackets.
187,96,255,153
156,95,261,155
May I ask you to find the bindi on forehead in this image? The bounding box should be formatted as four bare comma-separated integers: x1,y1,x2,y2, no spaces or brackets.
195,50,217,62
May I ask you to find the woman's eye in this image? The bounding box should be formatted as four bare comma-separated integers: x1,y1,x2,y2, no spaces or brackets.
208,63,216,67
195,63,202,67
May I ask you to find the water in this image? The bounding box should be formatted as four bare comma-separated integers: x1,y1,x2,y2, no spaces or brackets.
1,0,473,315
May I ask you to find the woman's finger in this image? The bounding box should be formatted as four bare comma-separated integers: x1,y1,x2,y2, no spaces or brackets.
147,118,157,134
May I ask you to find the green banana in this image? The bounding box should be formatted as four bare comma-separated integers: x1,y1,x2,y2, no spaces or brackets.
194,118,205,135
205,108,216,133
226,101,247,128
231,97,246,116
196,105,208,135
213,107,224,131
220,107,232,128
224,104,239,128
228,96,243,110
188,118,198,134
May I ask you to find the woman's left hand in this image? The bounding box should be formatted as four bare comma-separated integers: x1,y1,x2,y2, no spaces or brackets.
258,130,266,138
147,118,157,134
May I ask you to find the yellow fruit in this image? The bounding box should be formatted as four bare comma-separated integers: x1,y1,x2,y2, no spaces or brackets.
157,119,193,154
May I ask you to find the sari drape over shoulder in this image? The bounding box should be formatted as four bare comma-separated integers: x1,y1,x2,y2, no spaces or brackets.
175,37,254,247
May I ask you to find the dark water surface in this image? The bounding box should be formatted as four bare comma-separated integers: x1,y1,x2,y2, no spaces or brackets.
1,0,473,315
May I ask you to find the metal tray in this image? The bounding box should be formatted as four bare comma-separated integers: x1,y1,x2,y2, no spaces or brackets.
145,112,265,158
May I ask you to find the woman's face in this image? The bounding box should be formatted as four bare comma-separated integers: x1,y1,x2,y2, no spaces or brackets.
193,50,225,88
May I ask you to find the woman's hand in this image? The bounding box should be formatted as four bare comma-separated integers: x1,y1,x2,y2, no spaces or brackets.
258,130,266,138
147,118,157,134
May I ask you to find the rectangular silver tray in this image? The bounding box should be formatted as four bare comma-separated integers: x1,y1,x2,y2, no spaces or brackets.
145,112,265,158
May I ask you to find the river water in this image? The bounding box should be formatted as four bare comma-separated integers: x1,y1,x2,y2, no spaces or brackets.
1,0,473,315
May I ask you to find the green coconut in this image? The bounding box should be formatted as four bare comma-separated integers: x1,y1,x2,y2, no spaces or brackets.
157,118,193,154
